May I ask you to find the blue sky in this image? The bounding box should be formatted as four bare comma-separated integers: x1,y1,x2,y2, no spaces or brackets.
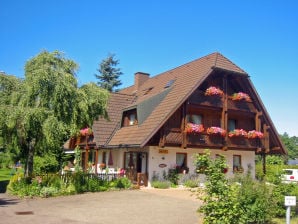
1,0,297,136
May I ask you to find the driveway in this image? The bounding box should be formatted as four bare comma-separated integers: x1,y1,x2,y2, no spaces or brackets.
0,187,203,224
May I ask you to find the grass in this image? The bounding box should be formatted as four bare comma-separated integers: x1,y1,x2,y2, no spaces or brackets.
0,167,13,181
272,216,298,223
0,167,13,193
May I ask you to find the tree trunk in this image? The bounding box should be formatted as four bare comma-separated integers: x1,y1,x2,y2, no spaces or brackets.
25,139,35,178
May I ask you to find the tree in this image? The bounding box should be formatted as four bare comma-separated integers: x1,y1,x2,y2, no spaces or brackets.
95,54,122,92
280,133,298,160
0,50,109,178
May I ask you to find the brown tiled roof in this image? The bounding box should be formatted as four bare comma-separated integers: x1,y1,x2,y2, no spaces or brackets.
92,92,135,147
108,52,248,147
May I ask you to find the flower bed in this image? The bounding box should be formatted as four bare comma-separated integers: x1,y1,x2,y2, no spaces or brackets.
206,127,226,137
185,123,204,134
247,130,264,139
205,86,224,96
231,92,251,102
228,129,248,138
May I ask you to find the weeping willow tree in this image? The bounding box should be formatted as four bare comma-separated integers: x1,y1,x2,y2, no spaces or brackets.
0,51,109,178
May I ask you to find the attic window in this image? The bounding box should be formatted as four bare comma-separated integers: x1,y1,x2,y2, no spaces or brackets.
164,79,175,88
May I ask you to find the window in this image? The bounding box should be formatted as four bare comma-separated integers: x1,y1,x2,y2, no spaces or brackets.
122,109,138,126
228,119,236,131
176,153,188,173
233,155,242,172
187,114,202,124
129,114,136,125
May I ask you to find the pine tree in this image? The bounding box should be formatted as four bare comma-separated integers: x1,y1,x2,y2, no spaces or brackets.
95,54,122,92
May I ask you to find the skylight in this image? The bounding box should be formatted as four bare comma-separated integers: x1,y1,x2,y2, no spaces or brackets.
164,79,175,88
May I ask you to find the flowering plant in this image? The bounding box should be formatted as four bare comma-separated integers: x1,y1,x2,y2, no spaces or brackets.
228,129,248,138
247,130,264,139
231,92,251,102
206,127,226,137
80,127,93,136
185,123,204,134
205,86,224,96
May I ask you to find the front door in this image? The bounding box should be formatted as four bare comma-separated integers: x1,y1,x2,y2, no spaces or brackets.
124,152,147,183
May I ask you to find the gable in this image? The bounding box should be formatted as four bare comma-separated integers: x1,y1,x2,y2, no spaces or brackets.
99,52,285,155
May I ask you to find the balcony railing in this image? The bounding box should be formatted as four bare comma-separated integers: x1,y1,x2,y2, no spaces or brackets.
162,129,263,150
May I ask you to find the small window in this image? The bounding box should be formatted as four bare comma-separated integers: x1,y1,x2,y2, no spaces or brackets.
176,153,188,173
129,114,136,125
187,114,202,124
233,155,242,172
164,79,175,88
228,119,236,131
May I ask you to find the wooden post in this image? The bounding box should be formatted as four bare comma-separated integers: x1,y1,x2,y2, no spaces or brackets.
262,151,266,175
182,102,187,148
221,75,228,149
95,148,98,174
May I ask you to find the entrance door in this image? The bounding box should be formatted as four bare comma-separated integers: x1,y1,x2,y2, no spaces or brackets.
124,152,147,182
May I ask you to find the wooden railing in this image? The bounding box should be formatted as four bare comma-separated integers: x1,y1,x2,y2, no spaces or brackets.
162,129,263,150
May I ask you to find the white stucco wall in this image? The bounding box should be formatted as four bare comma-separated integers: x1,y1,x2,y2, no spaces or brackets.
147,146,255,184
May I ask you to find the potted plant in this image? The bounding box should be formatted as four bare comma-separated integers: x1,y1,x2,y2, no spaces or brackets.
247,130,264,139
231,92,251,102
185,123,204,134
228,129,248,138
206,126,226,137
205,86,224,96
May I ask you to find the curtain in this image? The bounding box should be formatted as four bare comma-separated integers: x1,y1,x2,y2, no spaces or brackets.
176,154,185,166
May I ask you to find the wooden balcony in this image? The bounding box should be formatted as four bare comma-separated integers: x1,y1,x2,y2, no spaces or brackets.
161,128,263,150
228,99,255,113
189,91,223,108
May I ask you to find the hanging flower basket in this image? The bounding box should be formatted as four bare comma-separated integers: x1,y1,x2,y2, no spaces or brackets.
206,127,226,137
205,86,224,96
80,127,93,136
247,130,264,139
228,129,248,138
231,92,251,102
185,123,204,134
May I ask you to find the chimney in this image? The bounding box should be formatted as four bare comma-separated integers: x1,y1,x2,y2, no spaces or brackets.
134,72,149,91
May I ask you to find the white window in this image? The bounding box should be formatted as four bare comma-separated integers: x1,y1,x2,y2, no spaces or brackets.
187,114,202,124
129,114,136,125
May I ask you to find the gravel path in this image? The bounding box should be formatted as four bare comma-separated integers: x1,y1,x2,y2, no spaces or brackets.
0,187,203,224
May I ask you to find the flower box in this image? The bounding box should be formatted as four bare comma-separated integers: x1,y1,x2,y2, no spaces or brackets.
247,130,264,139
206,127,226,137
80,127,93,136
185,123,204,134
231,92,251,102
228,129,248,138
205,86,224,96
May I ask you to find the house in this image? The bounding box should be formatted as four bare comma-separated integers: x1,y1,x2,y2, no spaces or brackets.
64,52,286,186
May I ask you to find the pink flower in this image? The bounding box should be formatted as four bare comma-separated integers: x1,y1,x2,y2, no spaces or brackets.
185,123,204,134
206,127,226,137
205,86,224,96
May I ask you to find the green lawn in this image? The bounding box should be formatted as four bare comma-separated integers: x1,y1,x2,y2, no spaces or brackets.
0,168,13,181
273,217,298,223
0,168,13,193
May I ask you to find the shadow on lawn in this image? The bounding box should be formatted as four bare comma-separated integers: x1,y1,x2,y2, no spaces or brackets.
0,180,9,193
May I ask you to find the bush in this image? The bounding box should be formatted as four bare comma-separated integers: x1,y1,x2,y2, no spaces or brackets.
115,177,131,189
151,180,171,189
34,155,59,174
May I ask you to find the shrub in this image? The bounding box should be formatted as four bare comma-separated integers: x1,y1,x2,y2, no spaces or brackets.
151,180,171,189
115,177,131,189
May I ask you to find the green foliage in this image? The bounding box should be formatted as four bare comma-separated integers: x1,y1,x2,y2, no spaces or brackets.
167,168,179,185
280,133,298,160
33,154,59,174
195,149,276,224
151,180,171,189
0,51,109,178
95,54,123,92
114,177,132,189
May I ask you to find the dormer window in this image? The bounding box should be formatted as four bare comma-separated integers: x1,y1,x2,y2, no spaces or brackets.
129,114,136,125
122,109,138,127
